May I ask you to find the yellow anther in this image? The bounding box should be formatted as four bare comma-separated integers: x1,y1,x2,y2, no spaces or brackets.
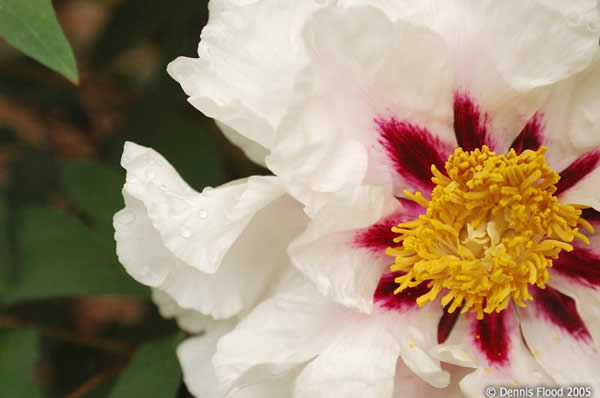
389,146,593,318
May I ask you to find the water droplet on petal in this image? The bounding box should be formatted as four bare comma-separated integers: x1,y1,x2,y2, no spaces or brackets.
117,211,135,224
146,170,156,181
198,209,208,219
180,226,192,238
201,186,214,196
160,183,168,191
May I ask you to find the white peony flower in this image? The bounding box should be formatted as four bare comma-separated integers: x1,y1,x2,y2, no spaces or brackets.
113,0,600,397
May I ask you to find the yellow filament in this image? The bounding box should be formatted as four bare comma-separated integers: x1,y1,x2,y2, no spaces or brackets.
389,146,594,319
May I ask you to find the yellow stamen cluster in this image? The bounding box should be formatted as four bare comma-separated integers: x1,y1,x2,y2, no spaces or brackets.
388,146,593,319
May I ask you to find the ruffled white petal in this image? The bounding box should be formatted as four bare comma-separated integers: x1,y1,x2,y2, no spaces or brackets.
151,289,215,333
119,142,287,273
214,271,448,396
518,298,600,392
266,5,455,212
289,186,401,313
429,0,600,91
213,272,340,392
167,0,326,151
114,143,307,318
293,315,401,398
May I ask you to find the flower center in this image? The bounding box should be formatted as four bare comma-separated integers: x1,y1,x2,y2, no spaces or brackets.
388,146,594,319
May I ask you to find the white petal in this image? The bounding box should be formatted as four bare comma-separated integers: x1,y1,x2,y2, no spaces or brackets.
518,292,600,392
432,309,551,397
428,0,600,91
178,320,236,398
293,315,401,398
151,289,215,333
115,189,305,319
213,272,342,389
214,271,448,395
120,141,287,274
266,5,455,212
167,0,324,150
216,121,269,167
289,186,401,313
114,143,307,318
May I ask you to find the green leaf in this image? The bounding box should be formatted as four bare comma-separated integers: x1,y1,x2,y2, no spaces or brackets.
4,206,147,303
109,334,182,398
0,0,78,83
0,328,43,398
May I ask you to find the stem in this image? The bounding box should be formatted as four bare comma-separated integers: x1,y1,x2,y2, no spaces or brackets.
63,359,129,398
0,315,134,355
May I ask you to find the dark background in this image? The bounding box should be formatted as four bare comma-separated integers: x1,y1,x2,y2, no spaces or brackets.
0,0,261,396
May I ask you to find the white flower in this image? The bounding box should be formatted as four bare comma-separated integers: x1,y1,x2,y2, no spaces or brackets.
114,1,600,397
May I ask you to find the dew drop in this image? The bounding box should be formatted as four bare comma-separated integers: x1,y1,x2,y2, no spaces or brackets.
160,183,168,191
117,211,135,224
198,209,208,219
145,170,156,181
180,226,192,238
201,186,214,196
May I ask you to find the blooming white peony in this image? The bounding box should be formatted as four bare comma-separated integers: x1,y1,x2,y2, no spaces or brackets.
114,1,600,397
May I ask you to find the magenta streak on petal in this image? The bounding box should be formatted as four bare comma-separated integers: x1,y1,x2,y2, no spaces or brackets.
437,308,461,344
472,312,510,366
581,208,600,225
354,210,422,253
556,149,600,195
354,201,425,253
553,246,600,289
376,117,452,192
532,285,592,343
374,271,429,312
510,112,544,154
453,92,493,151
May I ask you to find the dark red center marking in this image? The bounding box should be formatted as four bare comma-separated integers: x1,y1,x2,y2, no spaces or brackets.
377,117,452,193
472,311,510,366
374,271,429,312
556,149,600,195
581,208,600,225
453,92,493,151
437,308,461,344
532,286,592,343
354,199,425,253
553,246,600,290
510,112,544,154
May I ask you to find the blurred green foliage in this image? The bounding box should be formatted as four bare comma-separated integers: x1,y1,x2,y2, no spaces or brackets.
0,0,262,396
0,0,78,83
